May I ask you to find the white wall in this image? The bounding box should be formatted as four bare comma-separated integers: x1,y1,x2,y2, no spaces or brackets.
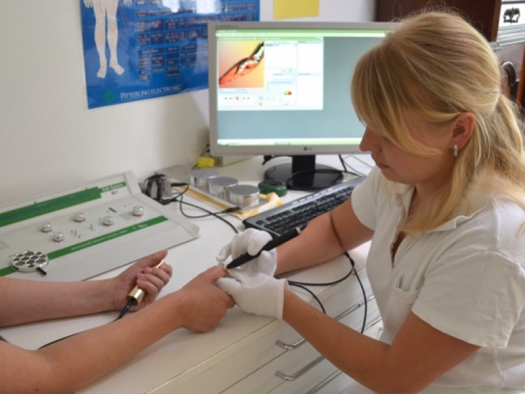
0,0,375,206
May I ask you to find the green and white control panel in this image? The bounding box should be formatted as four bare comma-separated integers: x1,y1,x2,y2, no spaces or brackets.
0,171,199,282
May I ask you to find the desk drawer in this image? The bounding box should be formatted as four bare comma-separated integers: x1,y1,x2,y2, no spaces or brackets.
223,300,380,394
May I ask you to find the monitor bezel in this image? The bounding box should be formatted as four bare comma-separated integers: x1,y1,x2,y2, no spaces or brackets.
207,20,400,158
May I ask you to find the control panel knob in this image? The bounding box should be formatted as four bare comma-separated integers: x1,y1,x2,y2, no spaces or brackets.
101,216,114,226
39,222,52,233
73,212,86,222
52,231,65,242
132,205,144,216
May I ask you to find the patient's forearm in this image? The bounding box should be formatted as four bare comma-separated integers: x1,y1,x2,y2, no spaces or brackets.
0,277,116,327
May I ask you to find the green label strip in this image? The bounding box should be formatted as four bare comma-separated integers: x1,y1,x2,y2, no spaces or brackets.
0,266,15,276
0,216,168,277
0,182,127,228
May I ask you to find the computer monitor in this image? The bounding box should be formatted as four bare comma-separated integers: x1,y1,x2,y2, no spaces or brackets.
208,21,399,190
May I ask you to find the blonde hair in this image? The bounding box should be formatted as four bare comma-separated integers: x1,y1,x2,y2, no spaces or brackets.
352,11,525,233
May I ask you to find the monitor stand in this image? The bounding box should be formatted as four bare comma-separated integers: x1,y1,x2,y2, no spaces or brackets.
263,155,343,191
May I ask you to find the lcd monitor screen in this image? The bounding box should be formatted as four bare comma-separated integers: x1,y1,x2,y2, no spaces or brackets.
208,21,398,189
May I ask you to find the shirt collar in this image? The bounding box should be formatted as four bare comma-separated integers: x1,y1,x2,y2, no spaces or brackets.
393,184,491,233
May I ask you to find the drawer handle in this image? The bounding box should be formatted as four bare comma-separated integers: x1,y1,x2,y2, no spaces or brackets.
365,316,383,340
276,355,325,381
275,294,375,350
304,370,343,394
275,338,305,351
275,314,382,382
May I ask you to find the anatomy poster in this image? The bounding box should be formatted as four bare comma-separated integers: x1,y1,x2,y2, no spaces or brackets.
80,0,260,109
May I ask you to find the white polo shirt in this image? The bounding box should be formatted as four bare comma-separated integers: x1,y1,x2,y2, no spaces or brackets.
351,167,525,392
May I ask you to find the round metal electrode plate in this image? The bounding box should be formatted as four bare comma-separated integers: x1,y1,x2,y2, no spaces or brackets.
229,184,260,208
208,176,238,200
190,168,218,190
11,251,49,272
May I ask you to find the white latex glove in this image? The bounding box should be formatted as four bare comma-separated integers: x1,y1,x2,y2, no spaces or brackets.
216,228,277,276
216,271,287,319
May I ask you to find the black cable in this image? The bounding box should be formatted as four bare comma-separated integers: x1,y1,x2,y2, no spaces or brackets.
178,199,240,234
286,252,356,290
286,252,368,334
351,260,368,334
340,154,371,178
288,282,326,313
117,299,134,319
168,185,239,234
338,155,361,177
179,203,238,219
287,255,355,288
146,180,240,234
343,251,367,334
180,209,237,219
40,293,140,348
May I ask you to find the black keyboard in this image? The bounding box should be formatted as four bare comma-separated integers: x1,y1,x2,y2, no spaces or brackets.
243,177,365,237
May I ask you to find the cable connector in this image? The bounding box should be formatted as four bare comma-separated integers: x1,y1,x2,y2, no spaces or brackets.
222,207,240,213
127,286,146,305
117,259,166,319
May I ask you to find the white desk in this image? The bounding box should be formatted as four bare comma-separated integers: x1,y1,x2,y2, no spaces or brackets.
1,155,379,394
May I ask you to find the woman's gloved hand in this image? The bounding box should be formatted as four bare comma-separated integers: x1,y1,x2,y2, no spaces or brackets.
216,229,285,319
216,270,286,319
216,228,277,276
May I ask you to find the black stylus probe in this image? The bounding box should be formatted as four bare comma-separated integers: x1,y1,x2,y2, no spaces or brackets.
118,259,166,319
226,225,306,269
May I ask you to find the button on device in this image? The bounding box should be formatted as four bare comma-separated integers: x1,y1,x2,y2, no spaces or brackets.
39,222,53,233
74,212,86,222
101,216,114,226
52,231,65,242
132,205,144,216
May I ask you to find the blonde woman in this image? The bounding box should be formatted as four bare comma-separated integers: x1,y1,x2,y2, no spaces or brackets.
218,11,525,393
